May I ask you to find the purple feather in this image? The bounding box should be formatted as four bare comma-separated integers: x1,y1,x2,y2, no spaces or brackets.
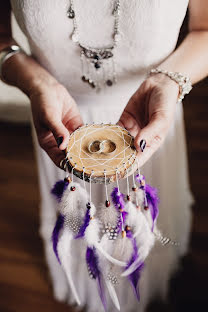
128,262,144,301
111,187,125,211
51,179,69,202
86,247,107,311
52,214,65,264
111,187,128,233
75,209,90,239
145,184,159,231
135,174,145,184
126,230,144,301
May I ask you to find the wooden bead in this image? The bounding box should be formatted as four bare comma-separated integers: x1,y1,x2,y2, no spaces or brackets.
70,186,76,191
105,200,110,207
125,225,131,232
144,206,149,210
132,186,138,192
86,202,91,209
122,230,126,238
127,195,131,201
64,176,71,183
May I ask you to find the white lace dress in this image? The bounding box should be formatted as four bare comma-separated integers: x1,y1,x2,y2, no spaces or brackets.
11,1,193,311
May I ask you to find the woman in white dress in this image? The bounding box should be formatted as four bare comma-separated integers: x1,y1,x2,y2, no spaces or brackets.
1,1,208,311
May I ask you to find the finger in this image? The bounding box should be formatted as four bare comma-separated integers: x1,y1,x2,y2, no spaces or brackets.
43,115,70,150
64,110,84,133
117,111,141,137
38,132,66,168
134,111,169,164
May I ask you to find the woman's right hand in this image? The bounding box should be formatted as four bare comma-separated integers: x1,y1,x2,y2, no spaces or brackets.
30,80,83,167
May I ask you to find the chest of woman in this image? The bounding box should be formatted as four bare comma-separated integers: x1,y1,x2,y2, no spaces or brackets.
10,0,189,95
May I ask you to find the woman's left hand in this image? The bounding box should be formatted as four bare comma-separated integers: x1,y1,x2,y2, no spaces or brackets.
118,73,179,167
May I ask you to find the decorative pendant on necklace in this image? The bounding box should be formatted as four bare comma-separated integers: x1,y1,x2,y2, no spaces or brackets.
80,45,115,90
67,0,121,91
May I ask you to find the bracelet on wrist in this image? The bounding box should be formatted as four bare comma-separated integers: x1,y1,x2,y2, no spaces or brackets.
149,68,192,102
0,45,24,82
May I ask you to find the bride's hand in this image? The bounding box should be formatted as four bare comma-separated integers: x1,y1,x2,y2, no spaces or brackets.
118,73,179,167
30,81,83,167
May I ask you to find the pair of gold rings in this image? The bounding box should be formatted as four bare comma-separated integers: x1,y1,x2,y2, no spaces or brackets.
88,139,116,155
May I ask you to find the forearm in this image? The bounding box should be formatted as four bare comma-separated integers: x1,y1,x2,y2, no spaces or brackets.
0,38,57,97
160,30,208,84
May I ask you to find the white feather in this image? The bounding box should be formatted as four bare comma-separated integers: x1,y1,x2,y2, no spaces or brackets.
84,217,100,247
130,189,144,207
58,229,81,305
89,202,96,218
105,280,120,311
121,257,141,277
96,203,119,227
95,242,126,267
60,182,89,215
121,210,155,277
125,201,138,227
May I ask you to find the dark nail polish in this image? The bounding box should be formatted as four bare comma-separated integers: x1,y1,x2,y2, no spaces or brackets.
140,139,146,152
56,136,63,147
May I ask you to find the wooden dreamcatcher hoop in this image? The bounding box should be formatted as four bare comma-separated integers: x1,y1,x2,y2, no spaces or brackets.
65,123,137,183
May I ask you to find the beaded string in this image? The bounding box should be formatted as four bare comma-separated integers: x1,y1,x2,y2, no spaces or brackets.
125,164,130,201
132,173,139,207
89,170,94,205
115,168,125,233
82,167,87,193
104,169,110,207
116,168,120,195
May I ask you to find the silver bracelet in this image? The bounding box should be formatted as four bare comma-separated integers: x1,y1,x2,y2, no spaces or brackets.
149,68,192,102
0,45,23,81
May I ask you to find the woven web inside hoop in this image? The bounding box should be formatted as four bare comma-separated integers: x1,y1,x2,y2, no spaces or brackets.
66,124,137,181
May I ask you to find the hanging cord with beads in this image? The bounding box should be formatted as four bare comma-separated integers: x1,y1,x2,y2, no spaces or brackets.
89,170,94,206
125,164,131,201
104,169,110,207
132,171,139,207
116,168,125,234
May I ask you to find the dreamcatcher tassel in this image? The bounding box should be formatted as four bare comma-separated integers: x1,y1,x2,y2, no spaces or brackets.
121,210,155,277
51,213,65,264
75,208,90,239
60,181,88,216
126,229,144,301
51,178,70,202
84,215,100,246
105,280,120,311
96,236,126,267
144,184,159,231
58,230,81,305
135,174,159,231
86,247,107,311
125,200,138,227
111,187,128,233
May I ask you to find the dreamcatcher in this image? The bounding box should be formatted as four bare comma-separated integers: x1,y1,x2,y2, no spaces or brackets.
51,124,178,310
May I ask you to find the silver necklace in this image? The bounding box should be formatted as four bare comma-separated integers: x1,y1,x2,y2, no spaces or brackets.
67,0,121,90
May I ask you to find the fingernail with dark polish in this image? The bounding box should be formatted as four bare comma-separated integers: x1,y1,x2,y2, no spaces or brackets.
56,136,63,147
140,139,146,152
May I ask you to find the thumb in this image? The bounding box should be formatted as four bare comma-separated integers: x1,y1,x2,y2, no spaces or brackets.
45,116,70,150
